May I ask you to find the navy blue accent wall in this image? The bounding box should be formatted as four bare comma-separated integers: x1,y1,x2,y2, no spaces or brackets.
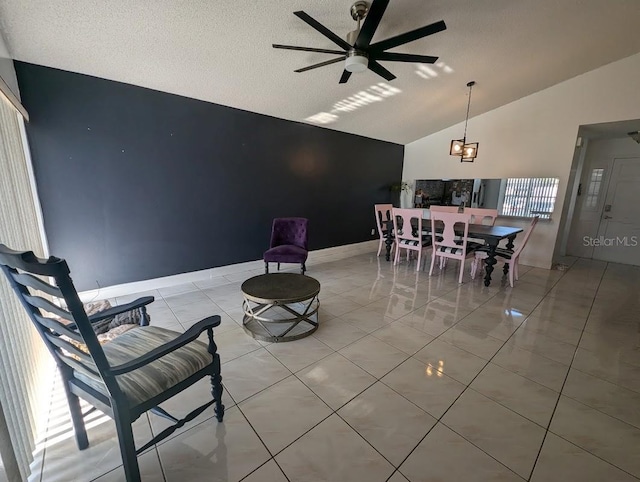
15,62,403,290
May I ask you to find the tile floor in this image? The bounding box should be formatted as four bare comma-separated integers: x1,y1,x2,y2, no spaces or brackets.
29,252,640,481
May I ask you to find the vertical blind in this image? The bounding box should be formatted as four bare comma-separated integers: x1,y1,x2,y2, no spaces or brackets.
0,97,53,481
500,177,559,219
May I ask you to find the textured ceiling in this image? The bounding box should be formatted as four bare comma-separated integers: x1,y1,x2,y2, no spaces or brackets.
1,0,640,144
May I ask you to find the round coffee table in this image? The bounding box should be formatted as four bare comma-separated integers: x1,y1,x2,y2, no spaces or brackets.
241,273,320,343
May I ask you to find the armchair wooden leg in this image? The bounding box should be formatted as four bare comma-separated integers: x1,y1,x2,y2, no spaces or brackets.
112,406,141,482
301,263,306,275
264,262,269,274
207,329,225,423
277,262,280,271
139,306,149,326
61,371,88,450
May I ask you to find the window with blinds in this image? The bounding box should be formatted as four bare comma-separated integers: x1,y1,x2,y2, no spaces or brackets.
499,177,559,219
0,96,53,481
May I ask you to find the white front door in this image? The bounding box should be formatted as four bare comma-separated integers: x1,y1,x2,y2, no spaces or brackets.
592,158,640,265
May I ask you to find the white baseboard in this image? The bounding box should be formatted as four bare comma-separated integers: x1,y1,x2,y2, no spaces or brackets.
79,240,379,302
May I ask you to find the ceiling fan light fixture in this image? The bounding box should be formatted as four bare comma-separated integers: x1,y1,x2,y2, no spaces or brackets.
345,55,368,73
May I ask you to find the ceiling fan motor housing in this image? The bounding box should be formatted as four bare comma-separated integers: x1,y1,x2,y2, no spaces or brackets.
345,52,369,72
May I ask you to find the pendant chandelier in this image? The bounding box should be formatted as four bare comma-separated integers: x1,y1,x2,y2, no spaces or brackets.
450,81,479,162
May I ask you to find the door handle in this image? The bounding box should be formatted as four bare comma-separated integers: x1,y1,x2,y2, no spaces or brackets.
603,215,612,219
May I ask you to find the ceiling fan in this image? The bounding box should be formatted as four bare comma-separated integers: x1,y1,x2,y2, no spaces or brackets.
273,0,446,84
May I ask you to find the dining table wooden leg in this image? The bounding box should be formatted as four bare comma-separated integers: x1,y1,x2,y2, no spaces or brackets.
483,241,499,287
502,234,517,276
385,220,394,261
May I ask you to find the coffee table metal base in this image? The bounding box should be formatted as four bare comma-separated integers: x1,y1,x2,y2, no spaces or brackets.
242,296,319,343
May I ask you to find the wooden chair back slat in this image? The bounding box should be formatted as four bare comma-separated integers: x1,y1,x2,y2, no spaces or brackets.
9,271,63,298
23,293,74,322
56,351,100,379
42,331,96,367
33,313,84,342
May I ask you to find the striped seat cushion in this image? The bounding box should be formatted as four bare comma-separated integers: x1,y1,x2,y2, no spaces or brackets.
437,244,476,255
75,326,213,406
398,235,432,247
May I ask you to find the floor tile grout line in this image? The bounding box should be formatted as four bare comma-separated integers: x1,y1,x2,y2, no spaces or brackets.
283,354,419,474
234,353,385,480
164,260,580,482
525,262,609,481
567,363,640,397
380,261,573,481
65,255,626,481
544,427,640,481
231,402,293,482
552,391,640,432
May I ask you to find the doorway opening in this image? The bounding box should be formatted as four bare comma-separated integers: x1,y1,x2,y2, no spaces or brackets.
557,119,640,267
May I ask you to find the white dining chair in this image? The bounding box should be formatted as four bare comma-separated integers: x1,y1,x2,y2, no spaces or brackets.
470,216,539,287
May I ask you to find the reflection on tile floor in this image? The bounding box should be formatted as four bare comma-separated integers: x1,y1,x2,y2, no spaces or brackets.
31,254,640,481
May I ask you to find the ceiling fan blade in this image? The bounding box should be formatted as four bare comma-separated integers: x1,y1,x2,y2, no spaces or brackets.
339,70,352,84
293,11,353,51
294,56,346,73
273,44,346,55
369,20,447,52
373,52,438,63
355,0,390,50
368,60,396,81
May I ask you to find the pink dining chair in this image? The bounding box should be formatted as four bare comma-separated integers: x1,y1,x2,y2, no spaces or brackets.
429,211,477,283
464,208,498,226
464,208,499,247
429,206,460,213
470,216,540,287
392,208,432,271
429,205,465,260
374,204,394,257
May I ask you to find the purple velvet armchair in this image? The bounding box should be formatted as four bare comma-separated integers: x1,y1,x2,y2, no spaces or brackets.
264,217,309,274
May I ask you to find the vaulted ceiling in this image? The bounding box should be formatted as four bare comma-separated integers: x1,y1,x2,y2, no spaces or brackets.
1,0,640,144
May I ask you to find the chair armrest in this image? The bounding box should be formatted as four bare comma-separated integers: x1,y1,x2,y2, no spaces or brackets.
108,315,221,376
88,296,155,323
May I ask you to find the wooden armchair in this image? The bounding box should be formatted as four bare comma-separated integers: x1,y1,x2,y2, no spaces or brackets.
0,245,224,481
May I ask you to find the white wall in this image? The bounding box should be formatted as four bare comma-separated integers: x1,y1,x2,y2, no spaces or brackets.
0,32,19,99
404,53,640,268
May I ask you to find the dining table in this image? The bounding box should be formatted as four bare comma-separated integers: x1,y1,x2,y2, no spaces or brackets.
384,217,523,287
